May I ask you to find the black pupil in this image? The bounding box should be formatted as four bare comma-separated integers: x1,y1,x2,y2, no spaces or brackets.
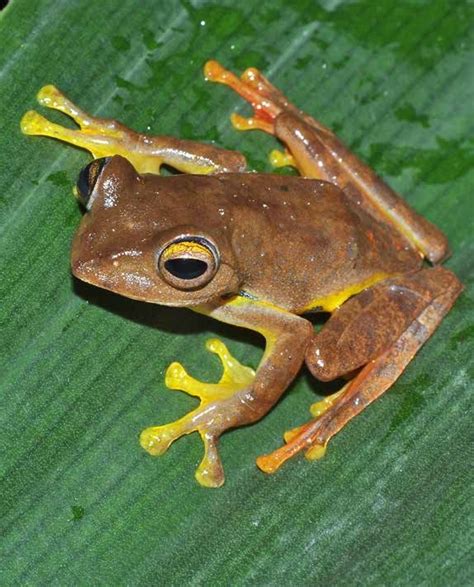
165,258,208,280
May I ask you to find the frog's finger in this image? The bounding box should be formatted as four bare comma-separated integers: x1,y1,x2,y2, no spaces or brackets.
204,60,281,131
204,60,280,121
257,422,328,473
36,85,122,135
196,431,224,488
230,113,274,134
309,386,347,418
165,361,240,403
268,148,297,169
256,435,306,474
21,110,58,136
165,339,255,402
282,423,305,443
140,417,192,457
140,411,225,487
205,338,255,388
21,109,165,174
281,387,347,446
20,110,123,160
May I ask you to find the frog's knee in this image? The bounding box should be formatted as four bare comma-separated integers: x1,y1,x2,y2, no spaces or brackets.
305,342,341,382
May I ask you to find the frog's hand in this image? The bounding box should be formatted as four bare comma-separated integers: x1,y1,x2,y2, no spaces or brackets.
205,61,449,263
140,338,256,488
21,85,247,175
256,266,463,474
140,298,313,487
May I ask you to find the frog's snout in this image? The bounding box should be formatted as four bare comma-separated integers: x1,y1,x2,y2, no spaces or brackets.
70,254,102,287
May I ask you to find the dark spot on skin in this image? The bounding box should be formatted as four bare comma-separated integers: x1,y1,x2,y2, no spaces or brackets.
238,290,258,300
347,239,358,260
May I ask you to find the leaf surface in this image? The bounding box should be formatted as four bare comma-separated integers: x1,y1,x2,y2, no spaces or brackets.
1,0,473,584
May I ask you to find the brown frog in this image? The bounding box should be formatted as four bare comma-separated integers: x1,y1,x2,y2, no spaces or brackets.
21,61,463,487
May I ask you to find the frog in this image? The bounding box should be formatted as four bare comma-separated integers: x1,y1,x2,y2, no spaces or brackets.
21,60,463,487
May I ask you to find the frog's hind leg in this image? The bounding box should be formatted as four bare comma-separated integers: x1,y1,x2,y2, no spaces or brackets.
205,60,283,134
256,266,463,474
21,85,247,175
204,60,331,152
205,61,449,263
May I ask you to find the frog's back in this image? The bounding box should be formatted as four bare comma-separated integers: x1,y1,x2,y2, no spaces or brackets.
212,174,423,312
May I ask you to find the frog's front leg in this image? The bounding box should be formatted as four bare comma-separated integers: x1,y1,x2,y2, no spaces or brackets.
21,85,246,175
256,266,463,473
205,61,448,263
140,298,313,487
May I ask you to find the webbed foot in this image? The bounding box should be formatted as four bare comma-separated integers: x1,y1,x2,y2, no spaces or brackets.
140,339,255,487
204,60,321,170
204,60,284,134
256,386,348,473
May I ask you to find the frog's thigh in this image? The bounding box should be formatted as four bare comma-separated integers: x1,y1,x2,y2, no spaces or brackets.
274,112,448,263
206,62,448,262
306,269,453,382
257,266,462,473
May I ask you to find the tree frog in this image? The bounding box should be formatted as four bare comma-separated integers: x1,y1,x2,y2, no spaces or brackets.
21,61,462,487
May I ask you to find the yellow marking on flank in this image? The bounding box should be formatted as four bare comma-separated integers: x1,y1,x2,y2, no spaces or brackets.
298,272,392,313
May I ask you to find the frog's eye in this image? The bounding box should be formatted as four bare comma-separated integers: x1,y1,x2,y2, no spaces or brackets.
158,237,220,290
76,157,111,209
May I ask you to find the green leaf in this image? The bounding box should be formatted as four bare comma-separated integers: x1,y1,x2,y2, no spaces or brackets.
1,0,473,584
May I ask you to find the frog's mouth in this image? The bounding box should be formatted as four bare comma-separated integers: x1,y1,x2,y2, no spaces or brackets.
71,246,155,296
71,256,117,290
71,246,241,308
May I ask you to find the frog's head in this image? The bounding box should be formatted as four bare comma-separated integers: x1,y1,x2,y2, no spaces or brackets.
71,155,240,306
